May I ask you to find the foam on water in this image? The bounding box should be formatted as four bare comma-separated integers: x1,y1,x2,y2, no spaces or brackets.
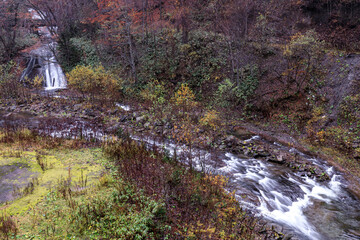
44,56,67,90
115,103,131,111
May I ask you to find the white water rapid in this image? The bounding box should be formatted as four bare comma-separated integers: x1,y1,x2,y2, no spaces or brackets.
135,134,360,240
1,110,359,239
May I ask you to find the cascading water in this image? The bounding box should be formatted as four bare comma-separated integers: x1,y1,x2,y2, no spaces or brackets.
21,9,67,90
15,8,360,240
0,108,359,239
136,135,360,240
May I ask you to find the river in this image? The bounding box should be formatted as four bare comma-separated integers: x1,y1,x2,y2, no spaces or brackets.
1,110,360,239
135,133,360,239
10,7,360,240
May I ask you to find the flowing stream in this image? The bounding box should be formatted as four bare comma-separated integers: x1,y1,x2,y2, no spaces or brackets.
21,9,67,90
135,135,360,240
10,8,360,238
0,111,360,239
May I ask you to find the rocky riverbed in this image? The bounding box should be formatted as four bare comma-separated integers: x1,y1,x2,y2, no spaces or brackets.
1,97,360,239
0,97,335,181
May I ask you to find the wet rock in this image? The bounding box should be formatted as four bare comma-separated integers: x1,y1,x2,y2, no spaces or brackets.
268,153,286,164
348,229,360,238
226,135,237,142
120,115,127,122
107,109,118,115
254,146,270,159
106,124,121,134
225,135,241,148
233,127,254,140
136,115,146,123
267,223,285,239
244,148,254,157
137,128,145,132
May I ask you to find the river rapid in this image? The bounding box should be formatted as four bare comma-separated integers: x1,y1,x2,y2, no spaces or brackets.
1,109,360,239
7,8,360,240
135,133,360,240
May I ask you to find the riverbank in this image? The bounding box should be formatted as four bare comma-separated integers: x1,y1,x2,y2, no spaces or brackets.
0,95,334,182
1,93,360,239
0,127,279,239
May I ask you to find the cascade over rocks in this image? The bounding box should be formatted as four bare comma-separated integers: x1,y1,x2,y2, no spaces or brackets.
21,9,67,90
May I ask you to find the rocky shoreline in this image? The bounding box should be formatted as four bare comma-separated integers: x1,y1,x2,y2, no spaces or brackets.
0,97,333,182
2,96,360,239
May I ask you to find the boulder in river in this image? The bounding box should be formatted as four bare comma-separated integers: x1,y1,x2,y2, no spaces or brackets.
267,152,286,164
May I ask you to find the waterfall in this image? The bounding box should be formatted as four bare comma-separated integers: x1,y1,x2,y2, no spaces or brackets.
43,54,67,90
21,9,67,90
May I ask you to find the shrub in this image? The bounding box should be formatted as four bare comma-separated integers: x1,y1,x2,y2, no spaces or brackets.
140,79,167,105
199,110,221,131
66,65,121,101
58,40,82,73
215,64,259,108
103,139,264,239
70,37,100,67
174,83,197,115
0,61,28,100
306,106,327,139
138,30,228,93
283,30,325,93
0,212,17,240
339,95,360,128
317,126,355,153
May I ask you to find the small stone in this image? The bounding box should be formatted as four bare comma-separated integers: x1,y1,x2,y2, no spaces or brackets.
226,135,237,142
137,128,145,132
136,116,146,123
84,109,96,117
267,153,286,164
219,144,226,150
120,116,127,122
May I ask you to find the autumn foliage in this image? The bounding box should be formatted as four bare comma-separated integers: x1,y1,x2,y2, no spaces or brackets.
66,65,121,100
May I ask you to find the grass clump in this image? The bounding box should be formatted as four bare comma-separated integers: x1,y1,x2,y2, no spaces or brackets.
17,174,165,240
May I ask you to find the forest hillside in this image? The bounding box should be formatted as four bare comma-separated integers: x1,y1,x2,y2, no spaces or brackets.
0,0,360,239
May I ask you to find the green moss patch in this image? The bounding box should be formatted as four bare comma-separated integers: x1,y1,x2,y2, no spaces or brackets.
0,146,105,215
